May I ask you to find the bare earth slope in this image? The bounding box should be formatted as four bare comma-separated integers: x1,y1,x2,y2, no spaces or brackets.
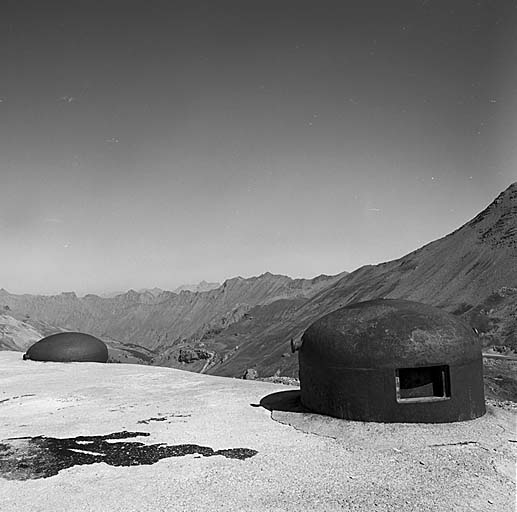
0,314,43,351
464,287,517,350
0,352,514,512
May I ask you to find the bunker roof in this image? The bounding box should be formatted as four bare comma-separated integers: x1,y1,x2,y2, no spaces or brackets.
300,299,480,369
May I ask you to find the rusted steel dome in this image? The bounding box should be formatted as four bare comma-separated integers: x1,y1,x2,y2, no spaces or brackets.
299,299,485,423
23,332,108,363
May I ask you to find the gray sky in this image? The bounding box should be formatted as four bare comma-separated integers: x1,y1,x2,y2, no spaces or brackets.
1,0,515,295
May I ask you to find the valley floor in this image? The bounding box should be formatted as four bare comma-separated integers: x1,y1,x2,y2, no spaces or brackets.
0,352,515,512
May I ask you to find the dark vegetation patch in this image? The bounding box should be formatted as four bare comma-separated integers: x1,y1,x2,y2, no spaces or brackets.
0,431,257,480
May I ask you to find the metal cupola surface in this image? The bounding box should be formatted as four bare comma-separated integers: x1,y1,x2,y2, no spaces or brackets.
23,332,109,363
299,299,485,423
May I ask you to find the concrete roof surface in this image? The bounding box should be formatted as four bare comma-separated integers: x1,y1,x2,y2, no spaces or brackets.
0,351,515,512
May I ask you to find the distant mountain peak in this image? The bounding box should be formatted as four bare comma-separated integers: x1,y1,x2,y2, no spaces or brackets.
137,287,164,297
173,281,220,294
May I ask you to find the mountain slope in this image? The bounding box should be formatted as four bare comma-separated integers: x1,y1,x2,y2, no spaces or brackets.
464,286,517,350
204,183,517,377
0,315,43,351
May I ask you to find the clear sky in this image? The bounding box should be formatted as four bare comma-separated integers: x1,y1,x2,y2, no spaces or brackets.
1,0,515,295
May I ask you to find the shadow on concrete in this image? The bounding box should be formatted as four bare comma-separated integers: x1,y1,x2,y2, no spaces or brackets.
256,389,308,413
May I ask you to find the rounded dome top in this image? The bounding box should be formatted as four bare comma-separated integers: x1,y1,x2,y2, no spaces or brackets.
300,299,480,369
23,332,108,363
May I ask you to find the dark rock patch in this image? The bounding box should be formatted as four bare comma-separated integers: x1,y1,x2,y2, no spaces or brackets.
242,368,258,380
0,430,257,480
178,347,212,363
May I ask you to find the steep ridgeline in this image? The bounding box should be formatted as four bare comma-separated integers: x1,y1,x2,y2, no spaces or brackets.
200,183,517,378
0,272,348,353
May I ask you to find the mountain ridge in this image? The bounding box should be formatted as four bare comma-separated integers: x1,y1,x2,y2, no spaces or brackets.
0,272,348,353
200,182,516,377
1,183,515,378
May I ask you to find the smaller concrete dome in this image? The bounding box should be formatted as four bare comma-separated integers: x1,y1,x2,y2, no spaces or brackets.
23,332,108,363
299,299,485,423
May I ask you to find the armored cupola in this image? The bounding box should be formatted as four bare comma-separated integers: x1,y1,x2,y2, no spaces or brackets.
299,299,485,423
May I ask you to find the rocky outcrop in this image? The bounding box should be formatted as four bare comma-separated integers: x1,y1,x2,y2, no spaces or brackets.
178,347,212,363
242,368,258,380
